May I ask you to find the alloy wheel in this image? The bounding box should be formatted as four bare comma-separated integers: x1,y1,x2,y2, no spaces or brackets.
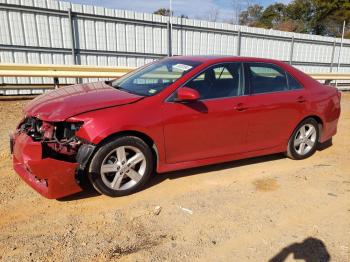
100,146,146,190
293,124,317,156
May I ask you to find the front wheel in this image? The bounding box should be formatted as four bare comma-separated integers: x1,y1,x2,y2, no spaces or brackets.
286,118,319,160
88,136,154,197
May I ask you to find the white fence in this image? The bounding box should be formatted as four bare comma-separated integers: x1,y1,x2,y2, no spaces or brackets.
0,0,350,86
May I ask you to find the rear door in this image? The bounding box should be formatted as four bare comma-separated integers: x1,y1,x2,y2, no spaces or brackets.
243,62,308,151
162,62,249,163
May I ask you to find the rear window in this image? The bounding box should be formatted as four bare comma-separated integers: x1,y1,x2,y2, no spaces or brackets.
287,73,303,90
247,63,288,94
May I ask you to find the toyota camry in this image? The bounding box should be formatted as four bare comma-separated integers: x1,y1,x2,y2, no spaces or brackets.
10,56,341,198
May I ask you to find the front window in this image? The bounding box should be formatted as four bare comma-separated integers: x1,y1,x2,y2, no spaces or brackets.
111,59,201,96
185,63,244,100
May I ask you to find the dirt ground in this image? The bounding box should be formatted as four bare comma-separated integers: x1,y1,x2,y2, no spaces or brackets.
0,94,349,262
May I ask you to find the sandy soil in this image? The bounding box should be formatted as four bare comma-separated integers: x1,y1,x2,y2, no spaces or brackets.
0,94,349,262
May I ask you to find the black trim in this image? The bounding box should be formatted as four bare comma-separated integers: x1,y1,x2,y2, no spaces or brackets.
9,134,14,154
76,144,96,170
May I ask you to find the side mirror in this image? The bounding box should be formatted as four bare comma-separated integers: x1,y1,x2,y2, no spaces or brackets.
176,87,200,102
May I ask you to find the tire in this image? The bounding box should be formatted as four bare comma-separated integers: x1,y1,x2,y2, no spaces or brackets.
88,136,154,197
286,118,319,160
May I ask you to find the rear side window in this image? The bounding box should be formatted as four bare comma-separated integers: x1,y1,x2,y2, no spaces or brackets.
247,63,288,94
287,72,303,90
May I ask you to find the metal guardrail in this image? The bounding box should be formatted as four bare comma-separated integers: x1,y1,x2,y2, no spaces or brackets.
308,73,350,80
2,63,350,79
0,64,349,95
1,1,350,78
0,63,133,78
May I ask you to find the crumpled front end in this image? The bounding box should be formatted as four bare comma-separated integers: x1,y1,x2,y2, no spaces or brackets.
11,117,95,199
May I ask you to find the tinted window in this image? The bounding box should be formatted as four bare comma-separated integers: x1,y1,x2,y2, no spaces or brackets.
247,63,288,94
185,63,244,100
287,72,303,90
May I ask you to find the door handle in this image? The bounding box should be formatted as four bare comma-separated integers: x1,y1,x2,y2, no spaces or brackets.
234,103,248,111
297,96,307,103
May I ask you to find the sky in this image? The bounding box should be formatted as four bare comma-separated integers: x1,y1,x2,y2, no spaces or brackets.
69,0,291,22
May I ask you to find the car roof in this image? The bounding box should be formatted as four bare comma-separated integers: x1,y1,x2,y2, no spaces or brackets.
169,55,286,65
168,55,318,87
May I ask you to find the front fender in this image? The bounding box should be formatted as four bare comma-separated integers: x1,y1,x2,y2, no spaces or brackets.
71,116,162,146
68,105,166,168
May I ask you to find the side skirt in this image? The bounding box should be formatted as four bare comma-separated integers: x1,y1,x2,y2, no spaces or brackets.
156,145,285,174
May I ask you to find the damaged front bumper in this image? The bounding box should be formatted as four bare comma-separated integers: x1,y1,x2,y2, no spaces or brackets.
11,132,95,199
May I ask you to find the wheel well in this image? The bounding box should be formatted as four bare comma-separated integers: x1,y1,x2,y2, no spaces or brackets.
308,115,323,126
289,115,323,142
97,130,158,165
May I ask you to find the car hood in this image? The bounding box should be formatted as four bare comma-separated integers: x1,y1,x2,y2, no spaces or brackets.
25,82,143,121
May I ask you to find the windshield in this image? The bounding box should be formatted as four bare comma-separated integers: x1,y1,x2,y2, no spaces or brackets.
111,59,202,96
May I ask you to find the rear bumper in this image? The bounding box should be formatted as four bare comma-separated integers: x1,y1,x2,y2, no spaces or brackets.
320,118,338,143
12,132,82,199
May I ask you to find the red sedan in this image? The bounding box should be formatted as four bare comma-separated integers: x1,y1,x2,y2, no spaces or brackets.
11,56,341,199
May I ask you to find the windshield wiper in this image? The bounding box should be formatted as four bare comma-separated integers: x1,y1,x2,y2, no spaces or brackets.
108,82,131,93
105,81,151,97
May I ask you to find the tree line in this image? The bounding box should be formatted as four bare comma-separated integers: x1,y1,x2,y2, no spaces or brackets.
239,0,349,38
153,0,349,39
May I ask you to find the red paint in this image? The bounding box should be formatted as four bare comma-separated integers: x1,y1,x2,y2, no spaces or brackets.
176,87,200,101
25,81,143,121
162,95,250,163
12,56,341,198
12,133,80,199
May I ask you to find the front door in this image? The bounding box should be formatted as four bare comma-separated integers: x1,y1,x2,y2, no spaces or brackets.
162,62,250,164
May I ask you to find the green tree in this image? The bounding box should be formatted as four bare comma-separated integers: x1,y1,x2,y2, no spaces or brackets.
239,4,263,26
238,0,350,38
281,0,314,33
259,3,287,28
153,8,172,16
311,0,350,36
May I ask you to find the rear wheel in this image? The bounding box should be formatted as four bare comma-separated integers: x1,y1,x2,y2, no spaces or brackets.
287,118,319,160
88,136,154,197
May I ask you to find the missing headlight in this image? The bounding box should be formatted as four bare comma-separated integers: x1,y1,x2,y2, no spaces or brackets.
18,117,85,161
19,117,43,141
42,121,84,162
53,122,83,143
